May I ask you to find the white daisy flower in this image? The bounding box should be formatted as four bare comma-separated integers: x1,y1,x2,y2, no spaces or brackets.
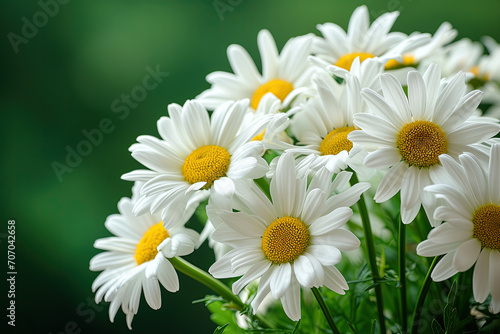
385,22,457,71
349,64,500,224
197,29,316,112
475,37,500,118
122,99,274,229
208,152,370,320
89,183,201,329
289,57,385,176
243,92,294,151
416,143,500,313
313,5,430,71
427,38,484,79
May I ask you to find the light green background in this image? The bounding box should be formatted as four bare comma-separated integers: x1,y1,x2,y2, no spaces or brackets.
2,0,500,333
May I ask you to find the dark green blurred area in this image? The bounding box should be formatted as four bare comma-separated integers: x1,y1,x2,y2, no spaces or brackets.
1,0,499,333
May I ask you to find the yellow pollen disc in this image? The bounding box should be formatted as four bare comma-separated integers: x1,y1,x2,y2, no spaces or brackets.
251,79,294,110
319,126,355,156
182,145,231,189
334,52,375,71
473,204,500,250
252,130,265,142
469,66,491,81
134,222,170,265
261,216,310,264
396,121,448,168
385,54,416,70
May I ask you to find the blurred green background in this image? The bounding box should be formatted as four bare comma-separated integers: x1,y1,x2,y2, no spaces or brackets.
1,0,500,333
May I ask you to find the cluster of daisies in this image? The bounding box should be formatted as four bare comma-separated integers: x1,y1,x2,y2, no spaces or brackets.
90,5,500,331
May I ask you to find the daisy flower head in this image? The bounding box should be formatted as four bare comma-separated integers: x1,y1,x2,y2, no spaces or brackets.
313,5,430,72
416,144,500,313
428,38,484,79
208,152,370,320
289,57,385,176
89,182,200,329
475,37,500,118
243,92,294,151
197,29,317,112
122,99,274,229
384,22,458,83
349,63,500,224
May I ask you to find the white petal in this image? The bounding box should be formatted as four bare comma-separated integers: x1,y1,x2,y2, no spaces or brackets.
143,278,161,310
270,263,292,299
313,229,360,251
270,152,298,217
431,251,459,281
489,144,500,203
489,250,500,311
380,73,411,119
307,245,341,266
473,248,491,303
416,239,462,257
407,70,427,119
453,238,481,272
374,161,407,203
309,207,353,236
364,148,402,169
232,260,271,294
280,279,301,321
213,177,235,198
323,265,348,294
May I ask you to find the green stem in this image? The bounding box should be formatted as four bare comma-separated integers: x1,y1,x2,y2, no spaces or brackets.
349,172,386,334
254,177,271,200
410,256,440,334
311,287,341,334
168,256,273,329
398,218,408,333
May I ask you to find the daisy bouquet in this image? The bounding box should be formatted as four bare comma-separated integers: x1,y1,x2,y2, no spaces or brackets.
90,6,500,333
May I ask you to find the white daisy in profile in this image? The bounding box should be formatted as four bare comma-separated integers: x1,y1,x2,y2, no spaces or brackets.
384,22,457,71
122,99,273,229
313,5,430,71
243,92,294,151
89,183,201,329
349,64,500,224
197,29,316,112
416,144,500,313
384,22,457,83
475,37,500,118
289,57,384,176
208,152,370,320
428,38,483,79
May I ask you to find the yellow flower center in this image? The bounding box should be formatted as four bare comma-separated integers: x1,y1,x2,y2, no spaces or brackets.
469,66,491,81
334,52,375,71
319,126,355,156
134,222,170,265
385,54,416,70
252,130,265,142
182,145,231,189
261,216,310,264
251,79,294,110
396,121,448,168
473,204,500,250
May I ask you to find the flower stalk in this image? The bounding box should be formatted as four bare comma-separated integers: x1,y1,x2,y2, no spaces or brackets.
168,256,273,329
349,171,387,334
311,287,341,334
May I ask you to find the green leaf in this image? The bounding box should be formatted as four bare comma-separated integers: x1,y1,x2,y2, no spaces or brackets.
206,299,245,334
431,319,445,334
290,320,301,334
443,280,458,333
213,323,229,334
347,322,359,334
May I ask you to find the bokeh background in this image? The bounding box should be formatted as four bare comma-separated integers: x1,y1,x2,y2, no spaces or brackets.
2,0,500,333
